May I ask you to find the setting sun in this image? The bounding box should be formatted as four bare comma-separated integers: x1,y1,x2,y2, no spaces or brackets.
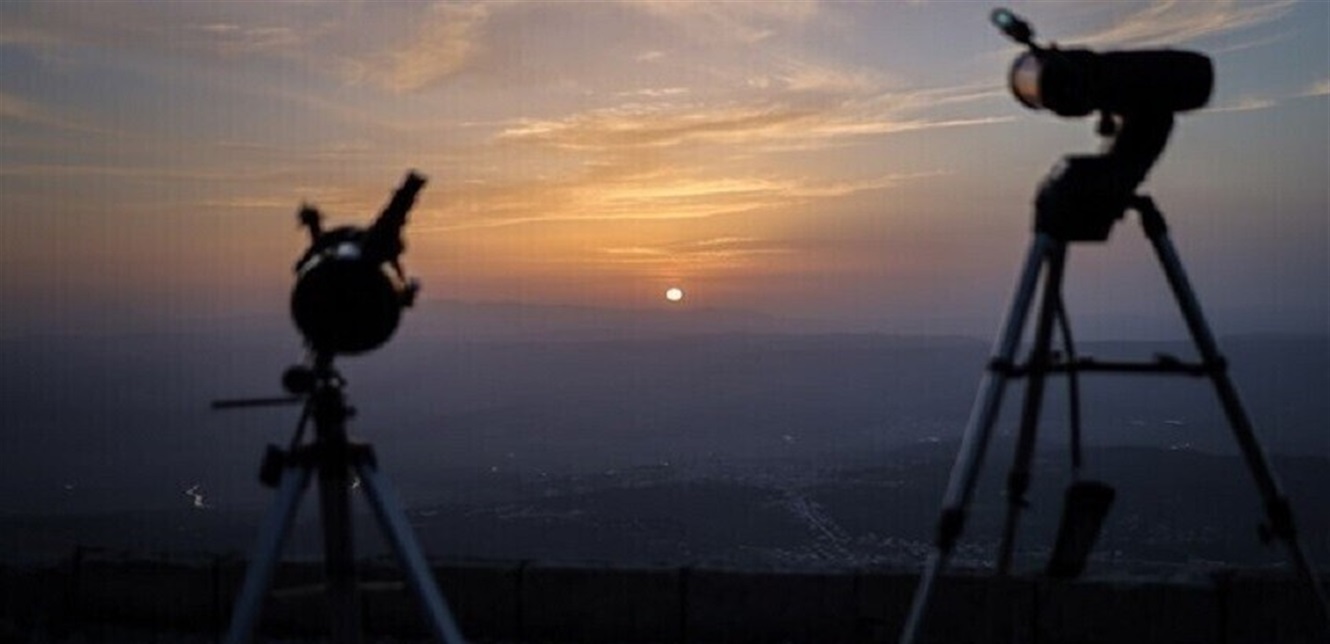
665,287,685,303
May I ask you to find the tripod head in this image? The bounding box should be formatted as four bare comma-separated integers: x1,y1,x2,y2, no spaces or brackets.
990,8,1213,241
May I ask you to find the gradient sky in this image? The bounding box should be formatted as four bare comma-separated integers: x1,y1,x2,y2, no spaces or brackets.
1,1,1326,339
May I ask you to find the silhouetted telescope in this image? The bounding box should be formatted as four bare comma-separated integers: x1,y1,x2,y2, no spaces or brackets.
291,171,425,356
991,8,1213,240
898,11,1327,644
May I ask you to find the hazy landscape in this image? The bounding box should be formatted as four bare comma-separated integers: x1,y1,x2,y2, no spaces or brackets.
2,302,1326,575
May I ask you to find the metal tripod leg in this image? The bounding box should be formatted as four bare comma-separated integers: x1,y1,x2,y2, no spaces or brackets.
355,455,468,644
897,233,1057,644
224,463,313,644
1138,199,1330,627
997,242,1068,575
318,440,363,644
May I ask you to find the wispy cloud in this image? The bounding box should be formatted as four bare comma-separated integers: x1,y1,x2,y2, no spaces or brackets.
600,236,792,267
0,2,334,60
743,56,887,95
499,102,821,151
361,2,491,93
0,91,101,133
423,160,926,232
1301,79,1330,98
634,0,820,44
188,23,302,56
498,89,1008,153
1070,0,1295,48
1204,96,1279,114
1203,78,1330,114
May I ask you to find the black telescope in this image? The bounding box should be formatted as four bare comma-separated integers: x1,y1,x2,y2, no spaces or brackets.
290,171,425,356
995,8,1213,118
991,8,1213,240
1009,49,1212,118
898,13,1328,644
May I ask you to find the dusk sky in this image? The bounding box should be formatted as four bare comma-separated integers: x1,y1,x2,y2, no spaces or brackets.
1,1,1326,339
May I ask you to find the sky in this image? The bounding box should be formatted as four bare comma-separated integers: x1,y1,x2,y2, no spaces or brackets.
0,1,1327,339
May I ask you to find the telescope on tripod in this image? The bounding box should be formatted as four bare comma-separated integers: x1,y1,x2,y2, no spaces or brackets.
898,9,1328,644
214,171,467,644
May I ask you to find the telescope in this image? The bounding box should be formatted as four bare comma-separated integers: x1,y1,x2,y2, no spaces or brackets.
215,171,468,644
291,171,425,357
898,11,1328,644
991,8,1214,240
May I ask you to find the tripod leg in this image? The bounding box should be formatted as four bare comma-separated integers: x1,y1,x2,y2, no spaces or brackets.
224,464,313,644
1056,298,1085,476
318,443,363,644
898,233,1057,644
1141,203,1330,626
354,457,468,644
997,242,1068,575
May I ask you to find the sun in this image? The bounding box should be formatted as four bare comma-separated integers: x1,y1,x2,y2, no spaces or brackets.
665,287,685,303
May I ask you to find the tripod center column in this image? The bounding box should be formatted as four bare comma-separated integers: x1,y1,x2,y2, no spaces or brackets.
313,383,364,644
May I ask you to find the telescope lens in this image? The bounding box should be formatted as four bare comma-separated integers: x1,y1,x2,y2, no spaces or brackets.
1010,52,1044,109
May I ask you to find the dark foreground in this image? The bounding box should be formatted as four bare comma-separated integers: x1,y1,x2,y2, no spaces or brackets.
4,551,1327,643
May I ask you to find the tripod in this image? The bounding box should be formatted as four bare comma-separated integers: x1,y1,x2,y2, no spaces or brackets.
897,195,1329,644
217,360,467,644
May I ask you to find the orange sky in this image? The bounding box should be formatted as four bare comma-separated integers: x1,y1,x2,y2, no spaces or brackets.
0,1,1326,337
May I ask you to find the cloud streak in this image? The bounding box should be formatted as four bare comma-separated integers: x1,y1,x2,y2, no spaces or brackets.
634,0,820,44
1070,0,1295,48
366,2,491,93
426,164,925,232
0,91,99,133
498,90,1009,153
1301,79,1330,98
599,236,792,267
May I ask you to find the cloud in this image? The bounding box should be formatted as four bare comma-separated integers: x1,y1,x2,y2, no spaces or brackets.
469,69,1001,236
1204,96,1279,113
369,2,490,93
424,159,926,232
0,163,244,181
745,56,886,94
600,236,792,266
617,87,691,99
0,91,100,133
1070,0,1295,48
1301,79,1330,98
498,102,821,151
634,0,820,44
187,23,303,56
1202,79,1329,114
498,88,1008,153
0,3,484,95
0,3,334,59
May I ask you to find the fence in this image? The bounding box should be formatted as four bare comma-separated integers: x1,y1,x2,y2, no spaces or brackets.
1,548,1325,643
